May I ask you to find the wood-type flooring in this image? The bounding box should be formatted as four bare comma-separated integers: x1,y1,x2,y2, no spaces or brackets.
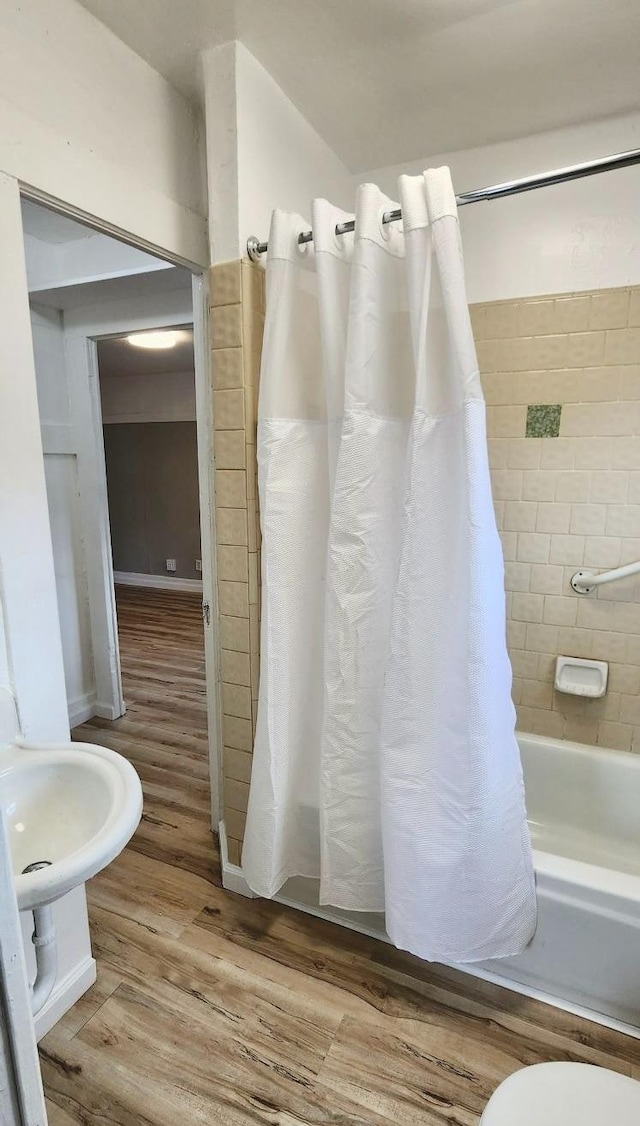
40,585,640,1126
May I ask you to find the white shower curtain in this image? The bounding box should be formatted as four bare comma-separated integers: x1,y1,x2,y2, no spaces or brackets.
242,167,537,963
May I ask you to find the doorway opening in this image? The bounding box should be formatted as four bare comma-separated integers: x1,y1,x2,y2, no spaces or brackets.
22,197,220,882
99,327,201,594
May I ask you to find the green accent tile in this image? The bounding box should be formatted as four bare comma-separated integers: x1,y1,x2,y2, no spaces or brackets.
526,403,562,438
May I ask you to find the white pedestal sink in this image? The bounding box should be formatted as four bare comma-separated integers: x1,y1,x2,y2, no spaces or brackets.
0,688,142,910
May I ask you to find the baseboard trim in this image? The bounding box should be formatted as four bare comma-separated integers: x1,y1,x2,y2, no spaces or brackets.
68,693,96,728
34,955,97,1042
93,700,123,721
218,821,255,897
114,571,203,593
69,696,122,728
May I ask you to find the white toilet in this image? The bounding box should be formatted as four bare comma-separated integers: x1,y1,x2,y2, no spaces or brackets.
480,1062,640,1125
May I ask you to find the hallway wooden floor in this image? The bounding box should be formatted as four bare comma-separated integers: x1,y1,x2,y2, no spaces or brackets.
41,586,640,1126
70,585,216,884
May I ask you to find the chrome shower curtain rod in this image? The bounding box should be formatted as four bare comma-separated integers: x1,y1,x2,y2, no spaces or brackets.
246,146,640,262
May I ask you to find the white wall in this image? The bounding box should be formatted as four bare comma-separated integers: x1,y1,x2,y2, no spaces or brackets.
361,111,640,303
0,0,207,266
101,369,196,424
0,183,69,742
234,44,354,256
0,0,209,1057
202,42,240,266
203,42,353,262
31,304,95,727
0,175,94,1053
202,47,640,299
0,597,10,690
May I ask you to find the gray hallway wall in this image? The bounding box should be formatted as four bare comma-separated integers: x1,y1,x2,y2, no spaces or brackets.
103,421,201,581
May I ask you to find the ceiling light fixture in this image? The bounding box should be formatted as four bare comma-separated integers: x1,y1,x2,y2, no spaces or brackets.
127,330,180,350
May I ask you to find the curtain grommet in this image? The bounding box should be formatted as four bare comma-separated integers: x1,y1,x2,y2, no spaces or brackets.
295,224,313,258
333,227,349,254
378,206,393,242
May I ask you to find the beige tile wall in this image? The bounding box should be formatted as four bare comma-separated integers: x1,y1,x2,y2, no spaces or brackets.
211,259,263,865
475,284,640,751
212,274,640,859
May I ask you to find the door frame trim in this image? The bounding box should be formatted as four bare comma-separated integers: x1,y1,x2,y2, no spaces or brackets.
21,186,221,824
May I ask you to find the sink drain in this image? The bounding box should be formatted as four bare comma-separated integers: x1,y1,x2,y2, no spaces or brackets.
22,860,52,874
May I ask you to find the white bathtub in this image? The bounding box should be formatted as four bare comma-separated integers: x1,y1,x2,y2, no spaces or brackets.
479,732,640,1031
224,729,640,1033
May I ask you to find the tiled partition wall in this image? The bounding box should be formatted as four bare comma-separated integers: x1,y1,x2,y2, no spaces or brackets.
476,285,640,751
211,259,263,865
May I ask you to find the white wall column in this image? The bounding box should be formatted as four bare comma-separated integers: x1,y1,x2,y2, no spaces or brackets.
201,41,353,264
0,173,69,739
0,170,93,1043
202,41,241,265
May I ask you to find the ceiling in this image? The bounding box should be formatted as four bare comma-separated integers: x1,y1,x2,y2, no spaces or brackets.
98,329,194,379
23,198,193,310
29,265,193,312
21,199,93,244
75,0,640,170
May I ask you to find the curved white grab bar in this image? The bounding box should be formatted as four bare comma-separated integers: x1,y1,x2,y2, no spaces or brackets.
571,560,640,595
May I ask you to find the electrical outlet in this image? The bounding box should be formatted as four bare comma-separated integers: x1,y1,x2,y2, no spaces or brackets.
166,558,177,572
195,559,202,573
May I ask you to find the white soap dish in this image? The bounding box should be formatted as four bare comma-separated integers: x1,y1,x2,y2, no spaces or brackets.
555,656,608,698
